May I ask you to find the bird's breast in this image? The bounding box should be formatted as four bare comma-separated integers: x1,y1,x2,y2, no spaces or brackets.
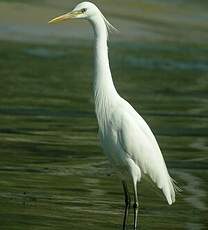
98,122,128,166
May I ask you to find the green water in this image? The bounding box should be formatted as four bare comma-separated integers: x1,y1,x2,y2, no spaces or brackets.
0,0,208,229
0,40,207,230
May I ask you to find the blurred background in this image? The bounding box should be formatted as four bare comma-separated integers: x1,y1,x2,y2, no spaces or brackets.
0,0,207,229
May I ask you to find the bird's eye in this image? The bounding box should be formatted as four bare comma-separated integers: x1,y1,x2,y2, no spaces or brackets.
81,8,87,13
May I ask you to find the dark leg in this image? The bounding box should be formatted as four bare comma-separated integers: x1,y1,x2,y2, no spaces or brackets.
122,181,130,230
133,182,138,230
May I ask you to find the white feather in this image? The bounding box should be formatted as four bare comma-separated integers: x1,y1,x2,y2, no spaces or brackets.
71,0,178,207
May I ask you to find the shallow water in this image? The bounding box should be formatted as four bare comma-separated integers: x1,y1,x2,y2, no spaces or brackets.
0,0,208,229
0,40,207,230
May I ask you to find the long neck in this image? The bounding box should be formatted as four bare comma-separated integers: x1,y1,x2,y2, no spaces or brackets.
89,14,119,121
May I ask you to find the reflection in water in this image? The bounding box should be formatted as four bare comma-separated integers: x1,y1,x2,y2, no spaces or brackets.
176,171,207,230
190,137,208,152
127,56,208,71
185,174,207,210
186,223,204,230
25,48,65,59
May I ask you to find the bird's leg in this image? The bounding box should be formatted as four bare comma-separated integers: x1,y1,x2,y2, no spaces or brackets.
133,183,139,230
122,181,130,230
133,201,138,229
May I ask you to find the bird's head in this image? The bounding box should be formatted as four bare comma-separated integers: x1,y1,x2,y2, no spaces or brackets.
48,2,100,24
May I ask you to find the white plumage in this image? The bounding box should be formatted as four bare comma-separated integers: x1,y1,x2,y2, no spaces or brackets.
101,98,176,204
49,2,177,229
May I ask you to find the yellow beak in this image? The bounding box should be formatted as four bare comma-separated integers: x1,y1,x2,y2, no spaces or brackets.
48,11,82,24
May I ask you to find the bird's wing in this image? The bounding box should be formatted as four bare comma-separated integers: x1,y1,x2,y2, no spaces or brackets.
116,99,176,204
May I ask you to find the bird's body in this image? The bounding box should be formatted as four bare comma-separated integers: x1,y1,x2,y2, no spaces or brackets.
49,2,177,229
98,97,175,205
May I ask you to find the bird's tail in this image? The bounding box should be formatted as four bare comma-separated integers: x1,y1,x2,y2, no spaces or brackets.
163,177,181,205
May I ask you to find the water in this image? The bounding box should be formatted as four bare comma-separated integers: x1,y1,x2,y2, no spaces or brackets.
0,1,208,230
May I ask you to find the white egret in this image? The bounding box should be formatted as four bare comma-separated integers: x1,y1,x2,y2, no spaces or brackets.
49,2,178,229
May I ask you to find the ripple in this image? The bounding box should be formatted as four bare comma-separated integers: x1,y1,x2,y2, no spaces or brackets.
176,171,207,211
127,56,208,71
24,48,65,59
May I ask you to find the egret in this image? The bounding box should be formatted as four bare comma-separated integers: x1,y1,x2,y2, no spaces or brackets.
49,2,178,229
